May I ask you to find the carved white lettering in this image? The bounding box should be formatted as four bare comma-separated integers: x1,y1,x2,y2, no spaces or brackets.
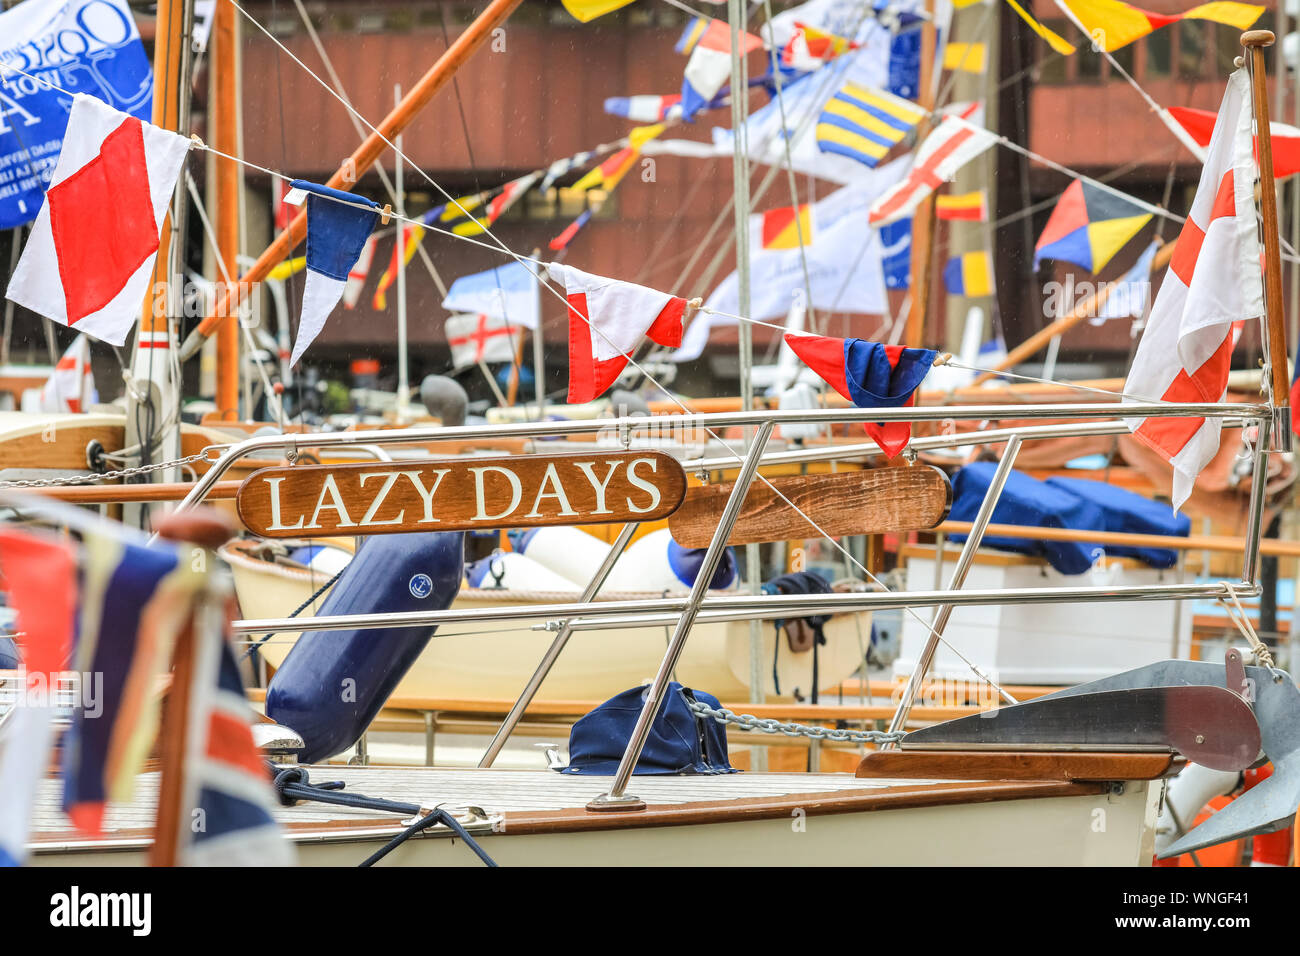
264,476,305,531
357,471,405,526
624,457,663,514
573,459,622,515
401,469,451,523
470,466,523,520
305,474,356,528
526,462,578,518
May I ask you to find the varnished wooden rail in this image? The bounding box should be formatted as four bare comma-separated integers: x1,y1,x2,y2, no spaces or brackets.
20,481,243,504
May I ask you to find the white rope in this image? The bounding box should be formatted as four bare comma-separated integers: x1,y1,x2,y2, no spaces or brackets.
1219,581,1281,674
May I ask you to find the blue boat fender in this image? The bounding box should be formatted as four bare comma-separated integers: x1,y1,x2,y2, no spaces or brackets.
265,531,464,763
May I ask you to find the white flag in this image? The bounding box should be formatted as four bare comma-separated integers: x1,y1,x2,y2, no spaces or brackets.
1124,70,1263,508
39,334,97,412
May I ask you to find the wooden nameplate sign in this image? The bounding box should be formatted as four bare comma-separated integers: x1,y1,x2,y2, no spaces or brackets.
237,451,687,538
668,465,951,548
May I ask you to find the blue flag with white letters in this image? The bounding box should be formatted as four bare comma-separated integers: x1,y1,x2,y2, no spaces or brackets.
0,0,154,229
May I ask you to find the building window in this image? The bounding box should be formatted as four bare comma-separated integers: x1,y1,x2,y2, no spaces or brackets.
1144,30,1171,78
1110,43,1135,79
1177,22,1207,80
1038,20,1069,84
523,186,616,221
1076,42,1103,82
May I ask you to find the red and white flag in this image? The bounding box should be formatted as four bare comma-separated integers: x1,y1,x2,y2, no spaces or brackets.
341,234,377,310
1125,70,1264,509
6,94,190,347
39,334,97,413
1166,104,1300,181
545,263,687,403
868,114,998,226
445,312,522,369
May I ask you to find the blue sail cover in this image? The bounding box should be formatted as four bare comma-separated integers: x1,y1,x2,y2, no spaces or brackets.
1044,476,1190,568
561,682,735,775
950,464,1190,574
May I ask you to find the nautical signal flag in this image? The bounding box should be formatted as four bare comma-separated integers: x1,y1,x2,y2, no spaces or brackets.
561,0,636,22
605,94,682,123
752,202,815,251
943,42,987,73
371,222,425,311
550,208,593,251
1167,105,1300,180
784,333,937,458
1125,69,1262,509
868,115,999,226
1057,0,1262,52
816,83,926,170
782,22,859,72
936,190,988,222
442,261,540,331
573,124,665,191
943,250,995,297
39,334,97,413
289,181,380,365
6,94,190,347
1034,179,1152,274
546,262,687,403
681,19,764,121
0,529,76,866
446,313,523,369
1005,0,1076,55
342,235,378,309
676,15,710,54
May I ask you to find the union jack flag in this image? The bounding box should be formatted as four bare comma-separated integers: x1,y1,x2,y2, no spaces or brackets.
176,585,294,866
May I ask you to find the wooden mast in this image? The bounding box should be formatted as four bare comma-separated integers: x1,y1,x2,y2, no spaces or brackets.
903,0,938,348
1242,30,1292,448
178,0,526,362
213,0,240,420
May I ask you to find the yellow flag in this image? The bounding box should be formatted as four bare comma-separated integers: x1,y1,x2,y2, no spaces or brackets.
1058,0,1262,53
944,42,987,73
1004,0,1076,55
561,0,636,23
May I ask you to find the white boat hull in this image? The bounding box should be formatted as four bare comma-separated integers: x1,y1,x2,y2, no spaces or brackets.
224,543,873,701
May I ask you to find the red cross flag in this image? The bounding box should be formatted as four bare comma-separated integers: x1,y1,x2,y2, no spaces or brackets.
6,94,191,347
1125,69,1264,508
445,312,521,369
868,113,998,227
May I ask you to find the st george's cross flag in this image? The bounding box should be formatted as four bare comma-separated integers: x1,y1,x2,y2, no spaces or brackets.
445,313,522,369
546,263,687,403
867,114,999,226
6,94,190,347
0,529,76,867
1125,69,1264,509
288,180,381,366
785,333,937,458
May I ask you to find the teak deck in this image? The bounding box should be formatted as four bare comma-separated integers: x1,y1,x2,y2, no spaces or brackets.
26,767,1111,854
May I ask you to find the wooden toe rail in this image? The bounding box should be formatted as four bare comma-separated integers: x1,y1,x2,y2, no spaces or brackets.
856,750,1186,782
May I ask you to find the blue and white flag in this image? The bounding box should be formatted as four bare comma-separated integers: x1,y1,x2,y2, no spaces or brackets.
289,180,380,366
0,0,154,229
441,261,540,330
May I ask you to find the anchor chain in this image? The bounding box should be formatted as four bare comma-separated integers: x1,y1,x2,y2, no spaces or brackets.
0,448,221,489
687,699,906,744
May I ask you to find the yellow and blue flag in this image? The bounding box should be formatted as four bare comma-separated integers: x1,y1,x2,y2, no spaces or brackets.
815,82,926,169
943,250,995,297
